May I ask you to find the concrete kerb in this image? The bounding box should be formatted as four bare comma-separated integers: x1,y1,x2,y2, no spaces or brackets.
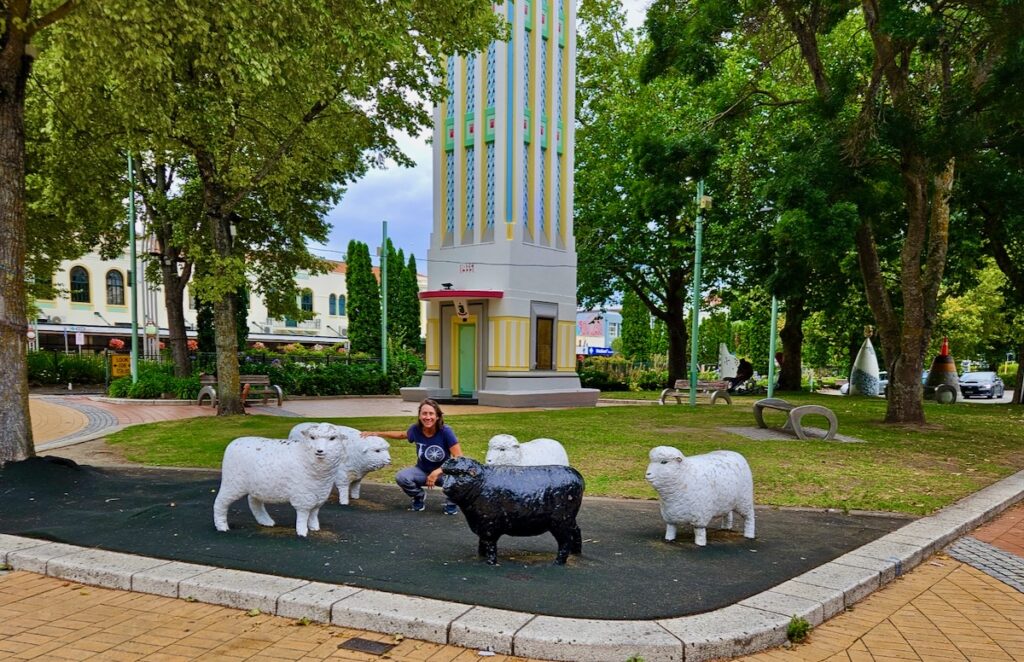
0,467,1022,662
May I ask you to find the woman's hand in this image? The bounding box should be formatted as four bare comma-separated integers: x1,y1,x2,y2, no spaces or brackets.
426,468,443,487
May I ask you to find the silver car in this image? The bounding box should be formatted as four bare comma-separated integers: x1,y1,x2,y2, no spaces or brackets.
959,371,1005,399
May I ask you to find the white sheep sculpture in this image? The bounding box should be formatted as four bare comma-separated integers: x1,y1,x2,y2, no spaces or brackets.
484,434,570,466
645,445,755,546
213,423,344,537
289,422,391,504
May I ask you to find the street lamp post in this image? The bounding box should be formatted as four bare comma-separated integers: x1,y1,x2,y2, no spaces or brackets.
689,180,709,407
380,221,388,374
766,295,779,398
127,154,139,384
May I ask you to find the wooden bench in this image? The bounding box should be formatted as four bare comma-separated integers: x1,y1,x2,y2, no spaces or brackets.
753,397,838,441
197,374,283,407
659,379,732,405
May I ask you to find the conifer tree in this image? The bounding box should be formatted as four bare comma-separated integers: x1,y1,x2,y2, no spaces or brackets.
346,241,381,355
401,254,423,348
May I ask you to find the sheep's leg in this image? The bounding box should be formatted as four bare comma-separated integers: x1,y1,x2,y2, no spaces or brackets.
664,523,677,542
247,496,275,527
693,526,707,546
213,489,241,532
552,530,572,565
349,479,362,501
335,480,350,506
742,507,756,539
479,538,499,565
570,524,583,554
294,508,311,537
307,506,321,532
724,512,734,529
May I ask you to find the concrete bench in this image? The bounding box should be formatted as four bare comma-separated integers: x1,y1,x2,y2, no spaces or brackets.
197,374,283,407
660,379,732,405
753,397,838,441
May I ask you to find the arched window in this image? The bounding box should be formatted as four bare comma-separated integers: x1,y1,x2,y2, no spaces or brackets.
329,294,337,316
337,294,346,316
301,289,314,313
106,270,125,305
70,266,90,303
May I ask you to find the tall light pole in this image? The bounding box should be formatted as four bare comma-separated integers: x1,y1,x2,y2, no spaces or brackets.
689,180,709,407
380,221,388,374
766,295,779,398
128,154,139,383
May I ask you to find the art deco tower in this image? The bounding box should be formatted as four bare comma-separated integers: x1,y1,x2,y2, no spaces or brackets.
402,0,597,407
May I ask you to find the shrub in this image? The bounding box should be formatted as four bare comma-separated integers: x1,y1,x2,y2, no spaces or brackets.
386,346,426,393
630,368,668,391
28,352,107,385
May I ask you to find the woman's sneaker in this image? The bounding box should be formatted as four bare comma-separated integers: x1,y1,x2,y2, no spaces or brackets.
411,495,426,512
443,503,459,516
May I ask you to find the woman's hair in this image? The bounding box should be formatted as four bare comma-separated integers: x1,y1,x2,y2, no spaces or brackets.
417,398,445,432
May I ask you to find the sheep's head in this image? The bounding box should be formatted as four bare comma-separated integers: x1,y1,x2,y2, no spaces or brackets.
485,434,522,465
441,456,485,502
358,435,392,470
297,423,345,465
645,445,685,488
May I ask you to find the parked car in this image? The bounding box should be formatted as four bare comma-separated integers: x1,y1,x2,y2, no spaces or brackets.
959,371,1005,399
840,371,887,395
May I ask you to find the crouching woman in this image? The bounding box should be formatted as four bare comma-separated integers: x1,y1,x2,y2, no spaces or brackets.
362,398,462,514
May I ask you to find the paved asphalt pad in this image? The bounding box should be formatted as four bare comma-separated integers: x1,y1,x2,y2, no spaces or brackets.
0,456,910,619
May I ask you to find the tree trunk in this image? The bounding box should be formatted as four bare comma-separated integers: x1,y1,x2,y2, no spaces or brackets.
777,297,804,391
665,303,688,388
160,257,192,378
0,27,34,464
208,213,243,415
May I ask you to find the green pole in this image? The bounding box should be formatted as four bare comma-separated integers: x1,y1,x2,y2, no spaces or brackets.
381,221,388,374
767,295,779,398
689,179,705,407
128,153,139,384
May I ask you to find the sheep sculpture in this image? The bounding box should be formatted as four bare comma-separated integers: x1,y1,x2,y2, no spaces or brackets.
288,422,391,504
645,445,755,547
441,456,584,565
484,434,570,466
213,423,344,537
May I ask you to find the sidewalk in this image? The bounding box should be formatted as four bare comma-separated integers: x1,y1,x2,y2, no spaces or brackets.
7,395,1024,661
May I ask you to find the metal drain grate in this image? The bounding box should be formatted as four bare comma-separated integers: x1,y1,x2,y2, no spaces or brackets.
338,637,396,655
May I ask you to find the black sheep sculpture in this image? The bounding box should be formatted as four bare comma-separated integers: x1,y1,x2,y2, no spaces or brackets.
441,456,584,565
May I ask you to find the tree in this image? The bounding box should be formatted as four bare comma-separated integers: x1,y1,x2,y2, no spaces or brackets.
576,0,709,387
51,0,504,415
384,239,406,347
346,240,381,356
644,0,1024,423
1,0,121,464
401,254,422,349
620,290,652,362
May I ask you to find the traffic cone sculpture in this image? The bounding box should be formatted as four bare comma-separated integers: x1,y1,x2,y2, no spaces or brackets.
849,326,882,396
924,337,960,401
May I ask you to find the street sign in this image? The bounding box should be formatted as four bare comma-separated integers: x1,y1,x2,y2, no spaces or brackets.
586,346,613,357
110,354,131,378
75,332,85,346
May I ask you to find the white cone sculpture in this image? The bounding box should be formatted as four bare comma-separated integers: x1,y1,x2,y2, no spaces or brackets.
849,329,881,396
718,343,739,379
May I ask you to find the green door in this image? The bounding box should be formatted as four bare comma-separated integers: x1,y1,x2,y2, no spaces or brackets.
458,324,476,397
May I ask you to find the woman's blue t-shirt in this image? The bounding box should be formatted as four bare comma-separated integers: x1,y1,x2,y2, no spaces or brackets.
406,424,459,473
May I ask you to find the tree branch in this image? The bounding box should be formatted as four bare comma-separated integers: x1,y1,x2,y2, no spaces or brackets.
27,0,78,38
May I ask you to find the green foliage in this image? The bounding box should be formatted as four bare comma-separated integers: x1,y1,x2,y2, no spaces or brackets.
621,291,652,362
787,615,811,644
400,254,422,348
347,240,382,356
106,361,201,400
577,356,668,391
27,352,106,385
386,345,426,393
698,311,732,365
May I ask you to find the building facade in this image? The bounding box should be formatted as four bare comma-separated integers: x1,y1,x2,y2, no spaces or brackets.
31,250,425,355
402,0,597,407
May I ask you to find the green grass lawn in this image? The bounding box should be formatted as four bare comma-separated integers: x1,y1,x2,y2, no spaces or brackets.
106,393,1024,516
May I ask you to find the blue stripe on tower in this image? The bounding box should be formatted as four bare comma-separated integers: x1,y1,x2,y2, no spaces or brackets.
505,2,515,224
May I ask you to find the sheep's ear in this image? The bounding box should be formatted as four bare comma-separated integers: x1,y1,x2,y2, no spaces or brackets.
674,456,683,463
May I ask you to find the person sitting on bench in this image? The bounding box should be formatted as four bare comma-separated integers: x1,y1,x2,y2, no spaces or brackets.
727,359,753,393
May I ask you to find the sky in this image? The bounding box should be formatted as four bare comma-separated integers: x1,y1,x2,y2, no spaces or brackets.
313,0,649,269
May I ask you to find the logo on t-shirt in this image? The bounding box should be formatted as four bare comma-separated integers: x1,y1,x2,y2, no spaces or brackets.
423,445,446,463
